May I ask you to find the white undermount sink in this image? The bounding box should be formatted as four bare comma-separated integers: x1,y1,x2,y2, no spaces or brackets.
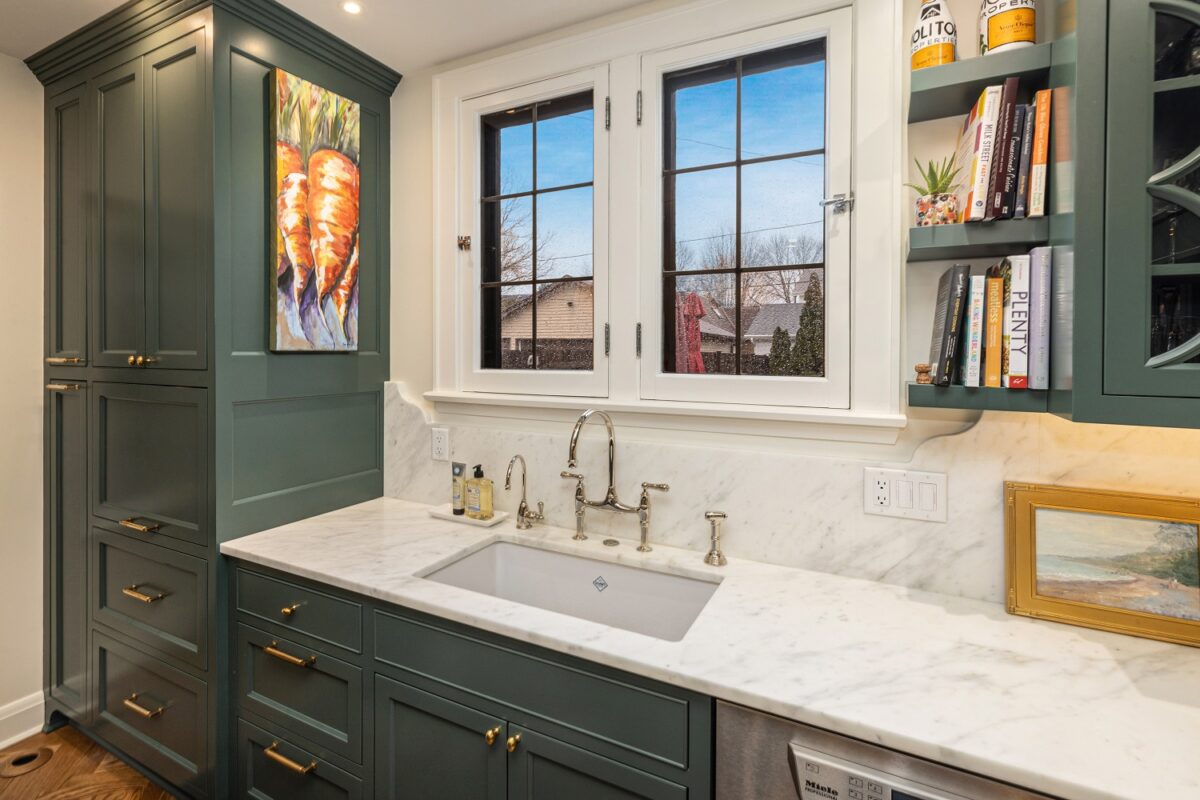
422,541,721,641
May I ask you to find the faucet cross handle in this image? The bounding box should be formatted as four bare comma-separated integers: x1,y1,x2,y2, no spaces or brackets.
641,482,670,494
561,470,585,482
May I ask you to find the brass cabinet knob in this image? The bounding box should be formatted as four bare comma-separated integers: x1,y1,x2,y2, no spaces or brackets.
128,355,138,366
506,734,521,753
142,356,158,366
134,355,146,367
484,726,501,746
281,603,300,617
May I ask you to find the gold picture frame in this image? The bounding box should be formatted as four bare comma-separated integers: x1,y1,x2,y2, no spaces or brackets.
1005,482,1200,647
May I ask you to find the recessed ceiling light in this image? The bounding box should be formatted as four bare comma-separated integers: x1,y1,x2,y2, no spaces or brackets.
341,1,362,14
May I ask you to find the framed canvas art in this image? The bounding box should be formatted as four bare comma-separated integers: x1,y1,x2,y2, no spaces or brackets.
1005,482,1200,647
271,67,361,351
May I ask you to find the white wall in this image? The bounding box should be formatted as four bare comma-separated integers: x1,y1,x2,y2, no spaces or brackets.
0,53,46,745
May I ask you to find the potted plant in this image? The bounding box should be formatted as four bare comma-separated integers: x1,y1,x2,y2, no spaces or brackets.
907,156,961,226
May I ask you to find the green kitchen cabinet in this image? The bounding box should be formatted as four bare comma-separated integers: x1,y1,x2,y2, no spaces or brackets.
507,727,688,800
32,1,397,795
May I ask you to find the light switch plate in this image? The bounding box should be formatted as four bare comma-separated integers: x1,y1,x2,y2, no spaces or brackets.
863,467,947,522
431,427,450,461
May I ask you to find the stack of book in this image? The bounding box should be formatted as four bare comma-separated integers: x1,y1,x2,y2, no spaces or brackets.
955,77,1052,222
927,247,1053,390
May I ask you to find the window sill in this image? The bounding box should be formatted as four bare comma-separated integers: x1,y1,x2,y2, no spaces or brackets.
423,389,907,444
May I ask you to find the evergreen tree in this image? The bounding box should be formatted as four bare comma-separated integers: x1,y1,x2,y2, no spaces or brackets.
767,326,792,376
792,273,825,376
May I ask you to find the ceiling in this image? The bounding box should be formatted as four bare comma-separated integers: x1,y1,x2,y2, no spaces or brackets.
0,0,653,74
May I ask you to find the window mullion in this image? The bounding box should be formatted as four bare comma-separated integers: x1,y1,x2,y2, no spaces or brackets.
733,54,743,375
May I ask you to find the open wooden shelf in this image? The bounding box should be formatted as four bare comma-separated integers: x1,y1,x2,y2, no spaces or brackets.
908,383,1049,412
908,43,1053,123
906,218,1048,262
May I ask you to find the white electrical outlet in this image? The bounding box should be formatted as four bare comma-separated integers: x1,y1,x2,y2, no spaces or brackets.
863,467,947,522
431,427,450,462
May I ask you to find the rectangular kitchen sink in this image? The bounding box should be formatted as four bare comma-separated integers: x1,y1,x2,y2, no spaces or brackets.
423,542,721,641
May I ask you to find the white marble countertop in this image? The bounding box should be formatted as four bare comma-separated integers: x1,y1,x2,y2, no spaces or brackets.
220,498,1200,800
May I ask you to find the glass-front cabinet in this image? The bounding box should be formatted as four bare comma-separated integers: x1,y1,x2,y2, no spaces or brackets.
1105,0,1200,399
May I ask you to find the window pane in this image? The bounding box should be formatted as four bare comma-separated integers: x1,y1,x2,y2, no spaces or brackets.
663,272,737,375
535,280,594,370
668,62,737,170
482,284,534,369
484,196,533,283
483,106,533,197
741,40,825,159
740,268,824,377
537,187,593,279
670,168,737,271
741,156,824,267
537,102,593,189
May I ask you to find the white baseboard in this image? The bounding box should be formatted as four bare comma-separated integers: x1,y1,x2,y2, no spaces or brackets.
0,691,44,750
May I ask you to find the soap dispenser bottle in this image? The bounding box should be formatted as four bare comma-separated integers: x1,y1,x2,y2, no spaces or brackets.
465,465,494,520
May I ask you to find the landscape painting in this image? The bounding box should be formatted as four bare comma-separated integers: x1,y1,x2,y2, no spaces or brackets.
271,67,361,351
1034,507,1200,622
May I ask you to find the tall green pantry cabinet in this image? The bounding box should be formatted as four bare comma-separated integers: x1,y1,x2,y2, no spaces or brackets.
31,0,400,795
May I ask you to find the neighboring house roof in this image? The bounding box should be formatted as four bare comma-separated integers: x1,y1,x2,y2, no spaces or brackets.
744,302,805,339
500,281,593,340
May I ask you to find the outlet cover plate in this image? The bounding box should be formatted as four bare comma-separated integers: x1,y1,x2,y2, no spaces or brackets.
863,467,947,522
431,427,450,461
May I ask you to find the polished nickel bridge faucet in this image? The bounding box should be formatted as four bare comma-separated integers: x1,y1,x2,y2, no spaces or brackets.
561,409,669,551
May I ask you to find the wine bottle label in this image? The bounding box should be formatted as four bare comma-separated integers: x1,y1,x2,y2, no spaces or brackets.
979,0,1037,55
911,0,957,70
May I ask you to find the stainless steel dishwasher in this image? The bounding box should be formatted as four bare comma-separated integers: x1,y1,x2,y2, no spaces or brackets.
716,701,1057,800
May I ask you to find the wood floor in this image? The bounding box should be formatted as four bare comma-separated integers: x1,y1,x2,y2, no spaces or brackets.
0,727,176,799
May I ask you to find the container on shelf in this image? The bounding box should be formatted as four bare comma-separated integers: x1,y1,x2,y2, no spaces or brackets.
911,0,958,70
915,193,961,226
979,0,1037,56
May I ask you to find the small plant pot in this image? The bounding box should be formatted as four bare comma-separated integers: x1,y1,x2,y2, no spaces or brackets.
915,193,960,226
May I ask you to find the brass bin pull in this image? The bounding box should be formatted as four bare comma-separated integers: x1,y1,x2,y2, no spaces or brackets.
46,356,85,365
123,693,164,719
264,742,316,775
263,643,316,668
46,383,82,392
119,518,161,534
281,603,301,617
485,726,502,746
506,734,521,753
122,584,166,604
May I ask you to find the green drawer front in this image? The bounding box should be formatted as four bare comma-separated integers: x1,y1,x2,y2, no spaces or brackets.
92,382,208,549
237,624,363,763
374,611,693,770
236,568,362,653
238,718,362,800
93,527,208,669
93,631,208,796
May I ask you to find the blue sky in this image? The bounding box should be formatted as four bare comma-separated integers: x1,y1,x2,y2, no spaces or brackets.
492,53,827,280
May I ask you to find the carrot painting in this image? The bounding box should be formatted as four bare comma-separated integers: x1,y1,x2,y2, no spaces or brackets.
270,68,361,351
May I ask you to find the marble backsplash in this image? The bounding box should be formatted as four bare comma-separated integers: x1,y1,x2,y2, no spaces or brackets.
384,382,1200,605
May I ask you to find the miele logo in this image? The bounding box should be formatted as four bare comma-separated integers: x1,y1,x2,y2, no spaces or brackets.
804,778,839,799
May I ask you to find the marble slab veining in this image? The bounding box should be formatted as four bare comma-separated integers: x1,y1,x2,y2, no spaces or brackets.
221,498,1200,800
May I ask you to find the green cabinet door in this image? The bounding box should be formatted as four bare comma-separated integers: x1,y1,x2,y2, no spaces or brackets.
507,728,688,800
143,27,209,370
90,56,145,369
1104,0,1200,399
373,675,507,800
46,84,89,367
46,382,89,719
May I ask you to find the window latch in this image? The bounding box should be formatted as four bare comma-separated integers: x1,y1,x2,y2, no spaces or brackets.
818,193,854,215
457,235,471,251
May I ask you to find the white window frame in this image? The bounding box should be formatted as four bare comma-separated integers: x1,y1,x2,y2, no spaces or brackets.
429,0,905,444
456,67,610,397
638,10,852,408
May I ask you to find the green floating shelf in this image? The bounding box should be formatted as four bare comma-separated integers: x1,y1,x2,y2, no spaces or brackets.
908,42,1054,124
906,218,1049,262
908,383,1048,413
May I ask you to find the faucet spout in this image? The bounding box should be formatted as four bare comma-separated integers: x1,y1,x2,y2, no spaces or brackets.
567,409,617,494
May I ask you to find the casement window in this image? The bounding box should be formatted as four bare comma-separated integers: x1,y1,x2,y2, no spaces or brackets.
433,0,902,439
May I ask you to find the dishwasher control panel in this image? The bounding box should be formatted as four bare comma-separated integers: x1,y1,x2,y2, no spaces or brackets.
792,743,970,800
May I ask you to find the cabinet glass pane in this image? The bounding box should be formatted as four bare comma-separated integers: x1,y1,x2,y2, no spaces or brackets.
1151,86,1200,265
1154,13,1200,80
1151,274,1200,362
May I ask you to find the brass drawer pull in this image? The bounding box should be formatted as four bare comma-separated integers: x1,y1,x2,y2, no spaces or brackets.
281,603,301,617
123,693,164,719
485,726,502,746
45,356,85,365
119,518,161,534
122,584,166,604
46,383,82,392
127,355,159,367
506,733,521,753
264,742,316,775
263,642,316,668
